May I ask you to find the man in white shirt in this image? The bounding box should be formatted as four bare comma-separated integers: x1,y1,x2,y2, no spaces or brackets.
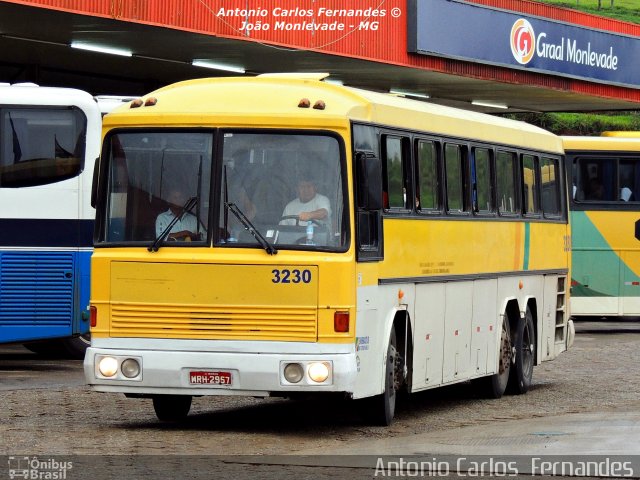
155,188,201,241
281,176,331,226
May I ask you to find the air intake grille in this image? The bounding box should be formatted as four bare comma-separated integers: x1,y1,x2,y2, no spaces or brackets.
0,252,74,325
110,303,317,341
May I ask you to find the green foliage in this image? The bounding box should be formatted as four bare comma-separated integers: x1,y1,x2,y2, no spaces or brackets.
505,112,640,135
537,0,640,24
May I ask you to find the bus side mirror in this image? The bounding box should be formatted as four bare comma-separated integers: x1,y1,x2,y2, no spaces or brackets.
355,151,382,211
91,157,99,208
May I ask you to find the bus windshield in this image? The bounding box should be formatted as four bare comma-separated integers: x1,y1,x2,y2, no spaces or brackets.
0,107,87,187
100,130,347,251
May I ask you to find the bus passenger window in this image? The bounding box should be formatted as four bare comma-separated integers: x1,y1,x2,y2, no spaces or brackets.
496,151,517,214
416,140,438,211
541,157,560,215
522,154,539,215
445,144,465,212
575,158,615,202
473,148,492,213
619,159,639,202
383,136,408,209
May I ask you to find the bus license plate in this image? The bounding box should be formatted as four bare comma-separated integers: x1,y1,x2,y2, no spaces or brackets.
189,371,232,386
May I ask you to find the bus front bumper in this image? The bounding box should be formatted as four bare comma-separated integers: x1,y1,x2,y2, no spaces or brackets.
84,345,357,397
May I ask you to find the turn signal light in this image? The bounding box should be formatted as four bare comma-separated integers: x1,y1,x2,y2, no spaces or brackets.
334,311,349,332
90,306,97,327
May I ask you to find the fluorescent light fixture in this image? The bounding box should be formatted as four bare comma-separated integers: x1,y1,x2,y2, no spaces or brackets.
389,89,429,99
324,79,344,85
471,100,508,110
192,60,245,74
70,42,132,57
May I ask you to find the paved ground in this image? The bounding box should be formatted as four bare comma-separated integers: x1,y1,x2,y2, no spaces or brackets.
0,319,638,479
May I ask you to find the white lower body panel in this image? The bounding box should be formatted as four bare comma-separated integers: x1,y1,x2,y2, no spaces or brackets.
84,339,357,397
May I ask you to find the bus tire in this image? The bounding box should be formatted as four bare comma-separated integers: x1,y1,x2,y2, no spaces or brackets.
152,395,192,422
367,326,400,426
478,317,511,398
61,334,91,359
507,307,535,394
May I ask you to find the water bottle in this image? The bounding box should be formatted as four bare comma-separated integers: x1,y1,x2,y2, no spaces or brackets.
306,223,314,244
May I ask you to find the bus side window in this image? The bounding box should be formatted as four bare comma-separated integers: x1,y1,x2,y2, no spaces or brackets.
541,157,561,216
522,154,539,215
576,157,615,202
444,143,466,213
416,139,440,212
496,150,518,215
619,159,639,202
382,135,410,210
472,147,492,213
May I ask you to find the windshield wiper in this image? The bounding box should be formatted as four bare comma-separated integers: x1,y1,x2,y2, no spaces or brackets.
148,196,197,252
225,201,277,255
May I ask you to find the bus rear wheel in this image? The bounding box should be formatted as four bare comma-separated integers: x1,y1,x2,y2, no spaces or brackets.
507,307,535,394
152,395,192,422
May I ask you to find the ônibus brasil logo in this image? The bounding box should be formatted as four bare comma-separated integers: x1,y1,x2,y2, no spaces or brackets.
510,19,535,65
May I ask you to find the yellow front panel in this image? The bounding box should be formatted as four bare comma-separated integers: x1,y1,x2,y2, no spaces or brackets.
109,262,319,341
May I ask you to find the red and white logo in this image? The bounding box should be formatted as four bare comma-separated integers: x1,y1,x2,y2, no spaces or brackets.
510,19,535,65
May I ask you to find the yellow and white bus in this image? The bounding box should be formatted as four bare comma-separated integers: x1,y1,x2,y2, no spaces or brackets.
564,133,640,317
84,74,574,425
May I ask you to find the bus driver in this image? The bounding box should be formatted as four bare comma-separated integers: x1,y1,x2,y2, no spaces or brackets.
155,187,201,241
280,174,331,226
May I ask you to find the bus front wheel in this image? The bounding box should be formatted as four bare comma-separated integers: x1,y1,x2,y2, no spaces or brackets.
479,317,512,398
152,395,192,422
368,326,401,426
61,334,91,359
507,307,535,394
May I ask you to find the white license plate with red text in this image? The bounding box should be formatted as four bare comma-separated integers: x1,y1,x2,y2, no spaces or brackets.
189,371,232,385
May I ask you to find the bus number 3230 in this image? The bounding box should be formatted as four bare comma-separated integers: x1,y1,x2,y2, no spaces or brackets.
271,269,312,284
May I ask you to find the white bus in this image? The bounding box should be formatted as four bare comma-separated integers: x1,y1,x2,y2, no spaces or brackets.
0,83,126,357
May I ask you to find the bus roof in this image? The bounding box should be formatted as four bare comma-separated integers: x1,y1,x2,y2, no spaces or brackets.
0,83,97,110
105,75,562,154
562,135,640,152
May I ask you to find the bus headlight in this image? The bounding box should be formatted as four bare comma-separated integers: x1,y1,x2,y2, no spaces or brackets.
121,358,141,378
308,362,330,383
95,355,142,380
283,363,304,383
98,357,118,377
281,360,333,385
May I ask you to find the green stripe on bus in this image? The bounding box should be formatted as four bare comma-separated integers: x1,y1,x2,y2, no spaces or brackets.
523,222,530,271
